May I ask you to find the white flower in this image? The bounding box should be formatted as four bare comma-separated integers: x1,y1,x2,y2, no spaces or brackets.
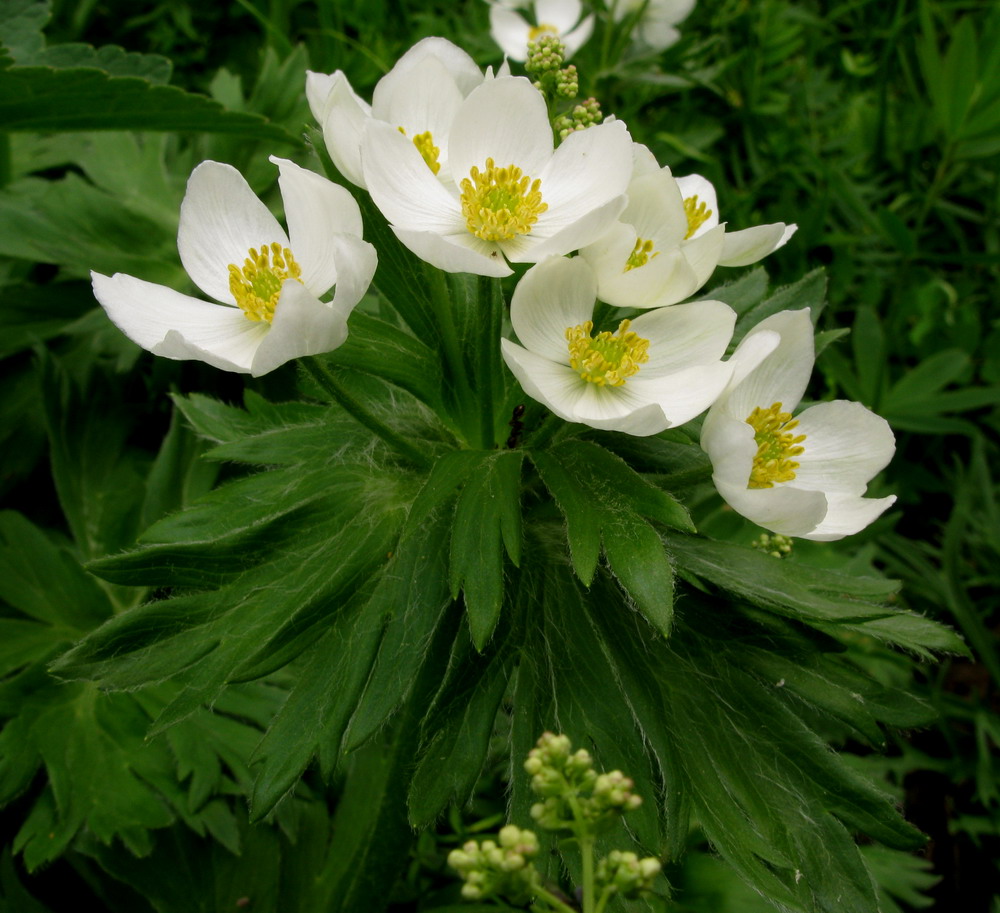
701,309,896,541
91,157,377,377
611,0,695,52
489,0,595,62
307,37,501,189
580,145,796,308
500,256,739,435
362,75,633,277
676,172,797,268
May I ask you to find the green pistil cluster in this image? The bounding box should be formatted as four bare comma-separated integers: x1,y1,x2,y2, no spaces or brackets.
752,532,794,558
554,97,604,141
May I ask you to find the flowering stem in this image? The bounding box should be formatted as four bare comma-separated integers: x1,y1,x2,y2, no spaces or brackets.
531,884,580,913
593,884,616,913
477,276,504,448
425,264,476,442
302,357,432,469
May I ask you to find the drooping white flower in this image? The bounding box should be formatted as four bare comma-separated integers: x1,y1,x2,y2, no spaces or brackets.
580,145,796,308
307,37,502,189
91,158,377,377
701,309,897,541
611,0,695,52
362,75,633,278
500,256,739,435
488,0,595,62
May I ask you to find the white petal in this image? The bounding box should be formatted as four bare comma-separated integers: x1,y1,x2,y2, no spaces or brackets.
272,157,363,296
792,401,895,496
679,224,726,289
363,120,464,233
631,142,662,177
501,339,586,422
391,227,512,277
537,0,584,31
565,379,670,435
674,174,719,235
250,280,350,376
518,194,628,262
489,7,532,60
722,309,814,420
631,300,735,376
509,256,597,362
718,223,797,267
372,54,465,145
392,37,485,97
92,271,270,373
535,121,633,234
625,168,687,246
448,77,553,183
321,72,373,188
804,494,896,542
627,361,734,426
306,70,337,125
177,161,286,304
595,243,699,308
327,233,379,313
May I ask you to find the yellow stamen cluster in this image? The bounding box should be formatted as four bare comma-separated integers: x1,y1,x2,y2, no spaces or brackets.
529,23,559,39
745,402,807,488
460,158,547,242
566,319,650,386
398,126,441,176
625,237,658,271
227,242,302,323
683,194,713,239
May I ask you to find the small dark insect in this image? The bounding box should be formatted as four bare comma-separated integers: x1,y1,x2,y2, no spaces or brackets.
506,403,526,448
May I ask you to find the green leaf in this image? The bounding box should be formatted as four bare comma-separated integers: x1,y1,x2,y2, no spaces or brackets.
407,624,515,826
0,66,298,138
450,451,524,649
733,269,826,344
603,511,674,637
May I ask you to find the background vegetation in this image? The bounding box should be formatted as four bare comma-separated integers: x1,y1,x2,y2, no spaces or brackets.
1,0,997,910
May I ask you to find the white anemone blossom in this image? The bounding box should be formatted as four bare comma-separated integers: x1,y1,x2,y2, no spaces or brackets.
488,0,595,62
362,75,633,278
91,158,376,377
307,37,505,189
581,145,797,308
611,0,696,52
500,256,741,435
701,309,897,541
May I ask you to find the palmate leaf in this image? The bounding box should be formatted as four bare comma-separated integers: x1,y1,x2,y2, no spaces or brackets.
500,556,931,913
0,511,281,872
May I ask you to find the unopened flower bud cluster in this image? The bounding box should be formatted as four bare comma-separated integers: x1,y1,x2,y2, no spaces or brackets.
526,731,641,831
553,97,603,140
447,825,540,902
751,532,794,558
596,850,662,899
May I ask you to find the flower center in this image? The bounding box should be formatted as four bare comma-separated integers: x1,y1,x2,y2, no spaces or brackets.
398,126,441,176
624,237,657,271
529,23,559,39
228,242,302,323
683,194,713,239
460,158,547,242
745,402,807,488
566,319,650,386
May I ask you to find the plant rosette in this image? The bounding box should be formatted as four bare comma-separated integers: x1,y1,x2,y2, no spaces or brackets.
307,37,506,189
488,0,595,62
361,75,633,277
500,255,746,435
701,308,897,540
91,157,376,377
